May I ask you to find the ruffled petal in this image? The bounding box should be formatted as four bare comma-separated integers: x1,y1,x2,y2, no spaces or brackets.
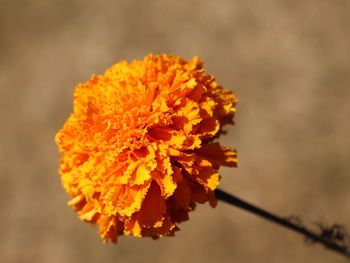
56,54,237,243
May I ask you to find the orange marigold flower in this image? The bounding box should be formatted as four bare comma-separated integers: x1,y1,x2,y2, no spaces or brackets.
55,54,237,243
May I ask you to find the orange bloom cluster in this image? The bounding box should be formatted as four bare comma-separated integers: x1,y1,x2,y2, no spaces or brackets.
55,54,237,243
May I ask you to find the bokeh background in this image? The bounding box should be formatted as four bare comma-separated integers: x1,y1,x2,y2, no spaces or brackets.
1,0,350,262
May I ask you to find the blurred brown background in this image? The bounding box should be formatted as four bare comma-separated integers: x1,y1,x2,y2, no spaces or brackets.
1,0,350,262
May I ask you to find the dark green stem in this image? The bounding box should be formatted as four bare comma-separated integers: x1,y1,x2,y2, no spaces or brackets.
215,188,350,259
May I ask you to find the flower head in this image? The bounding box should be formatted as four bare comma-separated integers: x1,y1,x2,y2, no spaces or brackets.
55,54,237,243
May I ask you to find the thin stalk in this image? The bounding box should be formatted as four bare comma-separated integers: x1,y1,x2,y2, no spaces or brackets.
215,188,350,259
